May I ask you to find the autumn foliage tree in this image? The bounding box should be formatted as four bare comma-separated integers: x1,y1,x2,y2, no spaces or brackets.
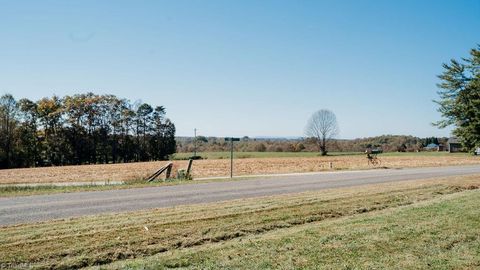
0,93,176,169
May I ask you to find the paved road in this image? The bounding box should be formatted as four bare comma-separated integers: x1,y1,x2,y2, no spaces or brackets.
1,165,480,226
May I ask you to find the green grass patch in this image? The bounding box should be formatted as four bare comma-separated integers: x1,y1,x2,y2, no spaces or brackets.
0,179,193,197
381,151,470,157
172,151,471,160
0,184,107,197
0,176,256,197
100,188,480,270
171,151,364,159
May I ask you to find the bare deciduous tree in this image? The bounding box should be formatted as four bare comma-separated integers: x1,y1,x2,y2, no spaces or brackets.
305,109,339,156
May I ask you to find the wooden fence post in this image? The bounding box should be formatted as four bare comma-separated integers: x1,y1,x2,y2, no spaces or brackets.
186,159,193,178
165,165,172,179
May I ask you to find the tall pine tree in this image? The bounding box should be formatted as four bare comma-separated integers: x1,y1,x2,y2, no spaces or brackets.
435,45,480,152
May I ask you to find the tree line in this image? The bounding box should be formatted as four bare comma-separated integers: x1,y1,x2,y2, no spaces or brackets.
176,135,443,155
0,93,176,169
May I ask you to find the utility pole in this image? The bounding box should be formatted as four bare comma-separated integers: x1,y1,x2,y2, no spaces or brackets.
193,128,197,157
230,139,233,178
225,137,240,178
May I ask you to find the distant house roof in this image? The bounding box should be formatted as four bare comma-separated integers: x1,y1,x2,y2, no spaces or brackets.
425,143,439,148
448,137,460,144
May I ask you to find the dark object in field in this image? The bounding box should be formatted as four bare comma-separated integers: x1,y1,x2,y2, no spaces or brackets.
365,148,383,155
190,155,203,160
365,148,382,166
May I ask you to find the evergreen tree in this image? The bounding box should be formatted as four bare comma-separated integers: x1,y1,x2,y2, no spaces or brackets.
435,45,480,152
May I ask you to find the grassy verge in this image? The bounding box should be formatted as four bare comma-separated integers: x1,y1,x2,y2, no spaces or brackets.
172,151,471,159
104,186,480,270
1,175,479,269
171,151,360,159
0,183,124,197
0,177,247,197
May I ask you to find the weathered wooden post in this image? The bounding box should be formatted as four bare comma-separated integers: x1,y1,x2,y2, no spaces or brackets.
146,162,173,182
186,159,193,178
165,164,172,179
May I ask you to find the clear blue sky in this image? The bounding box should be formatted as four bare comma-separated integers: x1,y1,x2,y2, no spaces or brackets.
1,0,479,139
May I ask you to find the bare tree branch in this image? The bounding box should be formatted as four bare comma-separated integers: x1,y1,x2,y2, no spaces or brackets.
305,109,339,156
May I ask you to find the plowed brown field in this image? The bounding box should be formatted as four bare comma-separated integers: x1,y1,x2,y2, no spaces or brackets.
1,155,479,184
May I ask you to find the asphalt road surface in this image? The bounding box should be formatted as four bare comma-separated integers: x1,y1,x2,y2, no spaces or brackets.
1,165,480,226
